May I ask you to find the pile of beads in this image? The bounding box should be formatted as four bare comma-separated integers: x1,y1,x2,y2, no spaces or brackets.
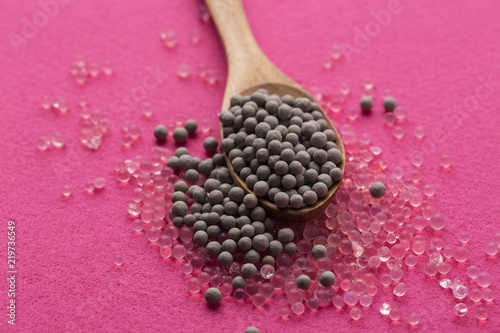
220,89,344,208
79,109,110,150
41,95,69,114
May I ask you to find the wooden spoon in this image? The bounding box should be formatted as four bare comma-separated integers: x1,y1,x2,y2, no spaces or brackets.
205,0,345,222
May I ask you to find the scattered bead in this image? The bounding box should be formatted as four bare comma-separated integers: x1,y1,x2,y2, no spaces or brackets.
360,96,373,111
349,307,362,320
414,126,425,139
475,307,488,320
37,136,50,151
204,287,222,304
154,125,168,142
407,312,420,325
453,247,469,263
379,303,391,315
440,154,452,168
61,185,72,197
485,241,499,256
454,303,467,317
392,126,404,139
177,64,191,79
389,308,402,321
477,272,492,288
113,255,124,266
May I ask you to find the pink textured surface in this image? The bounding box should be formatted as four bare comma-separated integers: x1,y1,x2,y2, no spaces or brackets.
1,0,500,332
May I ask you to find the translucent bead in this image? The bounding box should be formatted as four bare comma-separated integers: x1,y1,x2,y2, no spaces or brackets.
291,302,305,315
412,216,427,230
37,136,50,150
407,312,420,325
260,264,275,279
439,278,451,288
475,307,488,320
186,277,202,293
177,64,191,79
359,294,372,307
85,181,95,193
350,307,362,320
146,228,161,242
454,303,467,317
453,285,468,299
394,107,407,120
102,61,114,76
127,203,141,217
182,263,193,275
279,306,290,318
412,241,426,255
339,82,350,96
252,293,266,307
379,303,391,315
485,241,499,256
322,56,333,70
159,246,172,258
442,246,454,259
142,102,154,119
117,169,131,182
421,185,435,198
429,214,445,230
412,155,424,167
94,177,105,189
470,288,482,302
493,232,500,246
161,29,177,48
393,283,406,297
440,154,452,168
50,132,66,148
459,232,469,244
344,291,358,305
362,77,374,90
384,112,396,126
477,272,492,288
405,254,417,267
41,95,52,110
61,185,72,197
482,288,495,301
113,255,124,266
172,244,187,259
205,69,217,85
438,262,450,274
466,266,480,279
332,295,345,308
234,288,246,301
122,134,134,147
424,262,439,276
131,219,144,232
260,283,275,298
414,126,425,139
453,247,469,263
330,44,342,60
389,308,401,321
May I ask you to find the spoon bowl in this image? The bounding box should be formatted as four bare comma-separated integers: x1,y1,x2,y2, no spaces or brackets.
207,0,345,221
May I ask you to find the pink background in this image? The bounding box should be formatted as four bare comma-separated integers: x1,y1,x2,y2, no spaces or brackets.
1,0,499,332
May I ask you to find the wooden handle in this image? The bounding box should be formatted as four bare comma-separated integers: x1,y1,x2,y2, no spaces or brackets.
204,0,263,73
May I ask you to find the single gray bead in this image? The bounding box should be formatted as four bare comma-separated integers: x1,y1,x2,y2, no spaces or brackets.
178,155,194,171
295,174,305,187
250,92,266,106
241,263,258,279
274,161,289,176
224,201,238,215
250,206,266,221
243,194,258,209
252,138,267,151
320,161,336,175
242,146,255,162
220,110,235,126
213,153,225,167
245,175,258,190
183,119,198,134
296,151,311,166
240,224,255,238
249,159,261,172
193,188,207,204
238,236,253,252
308,162,321,173
319,271,336,287
310,132,327,149
312,182,328,198
212,204,224,216
255,122,272,139
301,122,317,139
241,104,257,119
252,234,270,252
312,244,327,259
167,156,179,172
173,127,188,143
303,190,318,205
285,132,299,145
264,115,279,129
285,189,298,197
206,211,219,225
383,97,397,112
244,117,258,132
278,228,294,243
265,100,279,114
172,201,188,216
281,174,297,190
251,222,265,235
284,242,297,255
240,167,253,180
256,165,272,181
221,239,237,254
198,159,214,176
204,287,222,304
360,96,373,111
317,173,333,188
294,97,312,112
208,190,224,205
228,186,245,203
174,181,188,193
203,178,220,192
329,167,343,182
268,240,284,256
298,185,311,195
244,250,260,265
296,275,312,290
317,119,329,131
245,327,260,333
227,227,240,241
236,216,251,228
230,94,243,107
202,203,213,213
274,192,289,208
193,230,209,246
254,180,269,198
190,203,203,214
207,225,221,239
231,157,246,173
268,174,281,188
369,182,386,198
154,125,168,141
288,124,301,136
206,241,222,257
289,194,304,208
172,216,184,228
262,255,275,267
304,169,318,184
324,129,337,142
281,141,293,150
280,149,295,163
267,155,281,169
219,183,232,196
302,113,313,121
220,138,235,153
267,140,282,155
267,187,280,201
263,217,275,231
221,215,236,230
277,104,292,120
185,169,200,183
265,129,282,143
171,191,186,203
183,214,196,227
232,276,247,289
203,137,219,153
282,94,294,105
327,148,342,164
313,149,328,164
255,148,269,164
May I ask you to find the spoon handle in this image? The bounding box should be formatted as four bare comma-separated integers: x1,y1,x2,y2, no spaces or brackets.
204,0,297,106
